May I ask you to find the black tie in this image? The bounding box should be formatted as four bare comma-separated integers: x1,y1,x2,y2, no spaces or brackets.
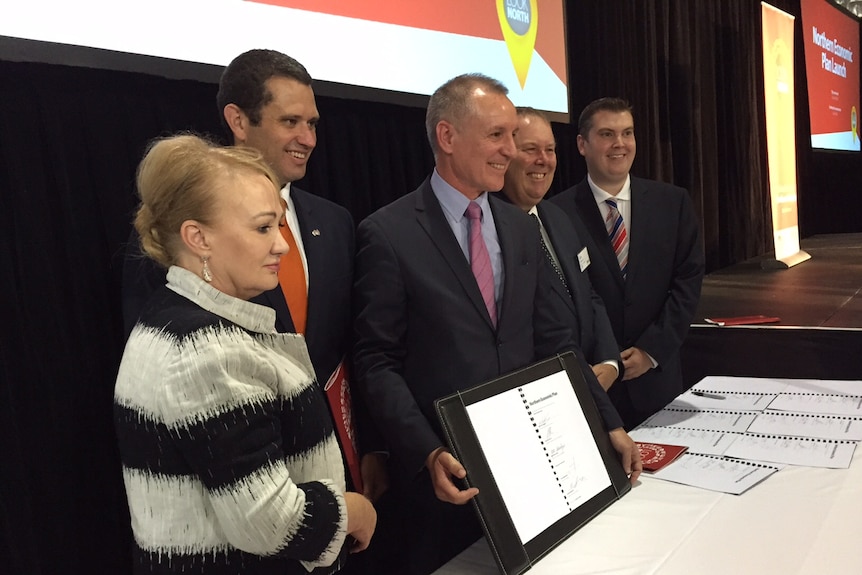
531,213,570,295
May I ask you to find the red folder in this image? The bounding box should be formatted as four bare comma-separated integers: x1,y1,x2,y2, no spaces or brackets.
637,442,688,472
324,359,363,492
704,315,781,326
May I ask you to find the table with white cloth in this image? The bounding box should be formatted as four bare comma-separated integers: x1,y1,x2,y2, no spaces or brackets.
434,396,862,574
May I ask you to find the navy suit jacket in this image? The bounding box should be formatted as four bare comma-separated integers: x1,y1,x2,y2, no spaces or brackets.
352,178,623,478
550,177,704,419
537,201,621,370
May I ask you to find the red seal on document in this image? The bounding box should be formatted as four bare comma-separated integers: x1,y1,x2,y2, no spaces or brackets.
639,443,666,465
637,442,689,472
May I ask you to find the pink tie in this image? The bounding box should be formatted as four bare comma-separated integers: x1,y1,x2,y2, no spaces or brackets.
465,201,497,327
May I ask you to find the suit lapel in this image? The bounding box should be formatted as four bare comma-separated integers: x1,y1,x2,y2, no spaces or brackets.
536,204,576,314
416,182,496,330
626,179,647,288
291,189,317,293
576,181,625,291
489,196,517,328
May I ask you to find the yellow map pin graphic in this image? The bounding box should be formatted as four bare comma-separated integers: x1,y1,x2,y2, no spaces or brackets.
497,0,538,89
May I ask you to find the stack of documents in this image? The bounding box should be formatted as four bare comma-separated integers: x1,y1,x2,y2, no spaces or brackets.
629,377,862,494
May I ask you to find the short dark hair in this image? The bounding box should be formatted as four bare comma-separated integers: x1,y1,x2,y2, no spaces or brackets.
216,49,313,132
577,97,633,138
426,73,509,155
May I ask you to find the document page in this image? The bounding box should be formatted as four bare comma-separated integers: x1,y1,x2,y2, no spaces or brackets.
768,393,862,416
640,408,757,432
780,379,862,396
723,433,856,468
670,389,777,411
692,376,793,394
747,412,862,440
651,453,779,495
628,426,737,456
465,370,611,544
694,376,862,397
634,377,862,494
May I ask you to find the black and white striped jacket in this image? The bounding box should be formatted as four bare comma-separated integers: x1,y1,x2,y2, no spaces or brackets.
114,266,347,574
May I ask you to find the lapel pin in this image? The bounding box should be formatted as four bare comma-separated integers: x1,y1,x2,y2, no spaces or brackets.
311,229,321,236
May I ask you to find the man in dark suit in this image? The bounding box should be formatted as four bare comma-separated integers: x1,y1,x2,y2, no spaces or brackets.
501,107,621,392
353,75,641,575
121,50,387,506
550,97,705,430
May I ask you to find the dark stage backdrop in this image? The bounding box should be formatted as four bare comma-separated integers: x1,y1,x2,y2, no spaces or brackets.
1,1,860,573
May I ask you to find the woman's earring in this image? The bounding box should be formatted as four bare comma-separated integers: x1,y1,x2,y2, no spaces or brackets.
201,256,213,282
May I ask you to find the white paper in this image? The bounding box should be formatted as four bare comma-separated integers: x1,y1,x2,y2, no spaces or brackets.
747,412,862,440
465,371,611,543
691,376,793,394
628,426,737,456
650,453,779,495
640,408,757,433
767,393,862,416
692,376,862,396
671,389,777,412
724,433,857,468
780,379,862,396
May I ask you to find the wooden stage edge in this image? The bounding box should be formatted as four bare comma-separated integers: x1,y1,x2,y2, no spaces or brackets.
681,233,862,385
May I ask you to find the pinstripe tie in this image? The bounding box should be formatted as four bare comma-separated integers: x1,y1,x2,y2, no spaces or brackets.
465,201,497,327
605,199,629,279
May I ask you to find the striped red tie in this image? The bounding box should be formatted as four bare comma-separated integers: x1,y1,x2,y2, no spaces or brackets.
605,199,629,279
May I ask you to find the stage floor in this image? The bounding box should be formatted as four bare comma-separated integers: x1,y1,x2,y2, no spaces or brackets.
682,233,861,386
694,233,862,329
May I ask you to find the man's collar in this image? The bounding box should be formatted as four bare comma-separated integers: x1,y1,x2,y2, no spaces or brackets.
587,173,631,202
431,168,490,222
280,182,292,203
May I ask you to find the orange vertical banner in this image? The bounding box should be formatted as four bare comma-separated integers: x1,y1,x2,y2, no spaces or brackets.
761,3,810,268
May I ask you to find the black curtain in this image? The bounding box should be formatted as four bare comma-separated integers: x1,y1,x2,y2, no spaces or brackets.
562,1,776,269
2,1,860,572
0,59,434,574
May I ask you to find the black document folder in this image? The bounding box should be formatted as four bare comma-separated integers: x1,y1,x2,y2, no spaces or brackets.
435,352,631,575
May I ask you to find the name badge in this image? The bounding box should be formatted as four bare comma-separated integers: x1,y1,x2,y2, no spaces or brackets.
577,247,591,272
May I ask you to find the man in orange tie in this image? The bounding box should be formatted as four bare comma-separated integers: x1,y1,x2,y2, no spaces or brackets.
218,49,387,502
122,50,388,521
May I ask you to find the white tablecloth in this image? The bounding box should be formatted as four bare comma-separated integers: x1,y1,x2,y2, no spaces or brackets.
435,448,862,574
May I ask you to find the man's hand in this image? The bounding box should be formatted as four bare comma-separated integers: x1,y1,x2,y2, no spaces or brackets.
608,427,642,484
592,363,618,391
343,492,377,553
360,452,389,503
425,447,479,505
621,347,652,381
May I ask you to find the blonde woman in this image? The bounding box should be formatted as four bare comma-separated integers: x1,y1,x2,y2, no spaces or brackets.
114,135,375,574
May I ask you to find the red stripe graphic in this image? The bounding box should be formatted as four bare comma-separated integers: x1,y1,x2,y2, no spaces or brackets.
247,0,566,84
